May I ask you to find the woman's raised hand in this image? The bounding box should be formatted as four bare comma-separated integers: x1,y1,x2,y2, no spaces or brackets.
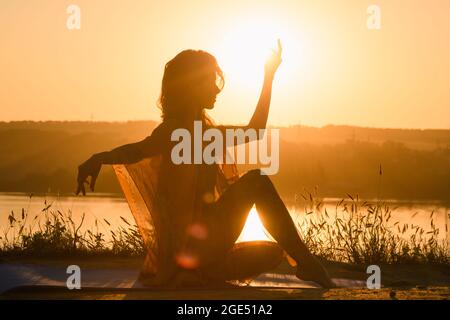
264,38,283,79
76,154,102,195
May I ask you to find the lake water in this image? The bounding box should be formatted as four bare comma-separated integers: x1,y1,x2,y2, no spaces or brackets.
0,193,448,243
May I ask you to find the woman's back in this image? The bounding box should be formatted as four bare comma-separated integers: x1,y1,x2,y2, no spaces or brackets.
113,118,239,284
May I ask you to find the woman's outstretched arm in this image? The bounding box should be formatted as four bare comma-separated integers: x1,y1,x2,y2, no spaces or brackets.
95,135,160,165
76,122,172,195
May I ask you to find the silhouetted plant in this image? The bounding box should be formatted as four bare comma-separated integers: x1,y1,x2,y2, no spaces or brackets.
1,195,448,266
0,198,145,257
294,192,449,266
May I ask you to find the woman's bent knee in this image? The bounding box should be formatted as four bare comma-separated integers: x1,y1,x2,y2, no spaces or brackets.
242,169,263,182
246,168,262,177
242,169,272,188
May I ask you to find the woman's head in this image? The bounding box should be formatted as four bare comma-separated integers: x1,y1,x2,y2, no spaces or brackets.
158,50,224,121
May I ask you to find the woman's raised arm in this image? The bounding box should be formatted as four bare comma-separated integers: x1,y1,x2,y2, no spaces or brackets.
217,39,282,142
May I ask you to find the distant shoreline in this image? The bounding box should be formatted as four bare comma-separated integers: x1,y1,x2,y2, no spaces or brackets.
1,121,448,200
1,119,449,131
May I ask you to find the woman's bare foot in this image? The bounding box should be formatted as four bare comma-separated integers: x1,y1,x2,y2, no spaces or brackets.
295,257,336,288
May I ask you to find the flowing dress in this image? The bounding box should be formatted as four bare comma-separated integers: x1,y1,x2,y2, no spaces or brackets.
113,118,283,286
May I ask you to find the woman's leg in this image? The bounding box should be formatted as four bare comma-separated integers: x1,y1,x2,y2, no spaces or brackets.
201,169,335,287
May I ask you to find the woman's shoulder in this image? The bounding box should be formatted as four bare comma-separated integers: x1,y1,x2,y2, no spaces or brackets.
151,118,180,136
138,119,181,155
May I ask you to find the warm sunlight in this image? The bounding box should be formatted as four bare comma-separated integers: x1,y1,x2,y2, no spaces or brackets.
213,14,301,91
237,205,272,242
1,0,449,301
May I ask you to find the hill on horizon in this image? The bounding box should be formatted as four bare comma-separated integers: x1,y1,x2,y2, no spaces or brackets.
0,121,448,201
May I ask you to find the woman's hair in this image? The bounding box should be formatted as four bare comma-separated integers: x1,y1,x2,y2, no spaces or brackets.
158,50,224,122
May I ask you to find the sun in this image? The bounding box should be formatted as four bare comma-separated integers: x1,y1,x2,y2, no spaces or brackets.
213,15,301,90
237,205,272,242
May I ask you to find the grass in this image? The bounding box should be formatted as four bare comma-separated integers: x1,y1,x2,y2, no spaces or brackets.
294,191,449,266
0,195,145,258
0,193,448,266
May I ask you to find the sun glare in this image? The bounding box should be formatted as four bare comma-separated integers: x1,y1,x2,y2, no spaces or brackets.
237,206,272,242
213,15,302,91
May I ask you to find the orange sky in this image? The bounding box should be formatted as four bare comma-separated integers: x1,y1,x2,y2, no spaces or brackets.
0,0,449,129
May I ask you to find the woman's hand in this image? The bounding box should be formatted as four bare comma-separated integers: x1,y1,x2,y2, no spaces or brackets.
264,38,283,79
76,154,102,195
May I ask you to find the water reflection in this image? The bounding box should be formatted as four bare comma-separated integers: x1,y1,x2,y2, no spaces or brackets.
0,193,448,242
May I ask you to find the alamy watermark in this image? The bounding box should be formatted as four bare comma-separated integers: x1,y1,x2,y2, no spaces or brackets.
367,5,381,30
366,265,381,289
66,4,81,30
170,121,280,175
66,265,81,290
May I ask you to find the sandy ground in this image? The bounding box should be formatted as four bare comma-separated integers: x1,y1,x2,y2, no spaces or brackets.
0,256,448,300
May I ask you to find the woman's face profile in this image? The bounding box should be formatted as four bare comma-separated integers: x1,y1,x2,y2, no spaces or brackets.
191,72,221,110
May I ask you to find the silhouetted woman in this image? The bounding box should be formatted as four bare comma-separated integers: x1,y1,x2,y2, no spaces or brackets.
77,40,335,288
